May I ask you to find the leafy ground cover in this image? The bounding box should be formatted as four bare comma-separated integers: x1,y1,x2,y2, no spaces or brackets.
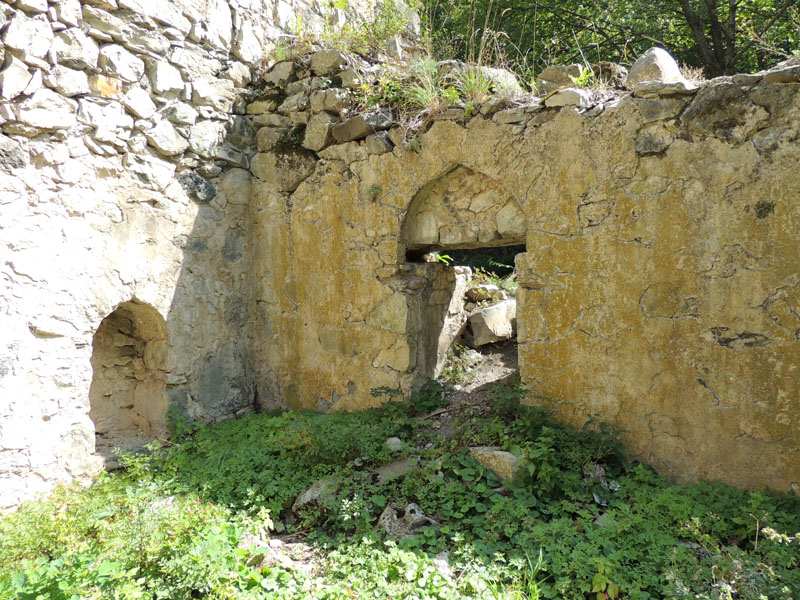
2,379,798,599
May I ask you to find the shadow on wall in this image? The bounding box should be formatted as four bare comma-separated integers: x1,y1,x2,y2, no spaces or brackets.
86,136,256,465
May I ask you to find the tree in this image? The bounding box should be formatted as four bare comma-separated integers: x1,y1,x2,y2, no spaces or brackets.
422,0,800,78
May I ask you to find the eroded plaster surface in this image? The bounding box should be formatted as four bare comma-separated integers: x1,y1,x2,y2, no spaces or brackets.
250,73,800,491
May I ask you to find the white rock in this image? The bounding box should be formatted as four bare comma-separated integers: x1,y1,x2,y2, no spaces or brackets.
44,65,90,97
205,0,233,50
123,26,169,55
275,0,295,29
147,60,183,94
223,62,251,88
627,47,684,87
52,28,99,69
22,69,43,96
188,120,225,157
233,20,263,65
16,0,48,14
122,86,156,119
145,119,189,155
469,299,517,346
385,437,403,452
544,87,592,108
77,99,133,132
632,80,699,97
169,45,219,79
162,102,198,125
116,0,191,34
98,44,145,83
191,78,235,112
3,11,54,59
147,126,187,159
123,151,176,191
82,5,131,39
0,54,33,100
84,136,117,156
16,89,78,130
56,0,82,27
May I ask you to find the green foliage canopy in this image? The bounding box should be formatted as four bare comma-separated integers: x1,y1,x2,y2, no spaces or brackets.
422,0,800,77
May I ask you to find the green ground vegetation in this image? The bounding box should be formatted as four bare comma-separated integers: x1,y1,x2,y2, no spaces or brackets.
1,380,798,599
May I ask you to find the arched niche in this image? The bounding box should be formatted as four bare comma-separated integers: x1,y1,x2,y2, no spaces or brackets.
398,166,527,381
89,300,169,463
402,165,526,255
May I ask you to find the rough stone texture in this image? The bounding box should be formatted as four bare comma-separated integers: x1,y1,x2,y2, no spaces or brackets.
2,12,800,514
311,49,347,76
0,0,367,512
3,11,54,59
545,87,592,108
332,111,392,142
0,54,33,100
44,65,91,97
469,447,522,481
52,28,100,69
98,44,145,83
468,299,516,346
292,478,340,513
147,60,183,94
250,72,800,495
535,64,581,94
370,457,419,485
403,166,523,249
627,47,684,86
302,112,336,151
434,267,471,376
366,131,393,155
251,149,317,192
145,119,189,156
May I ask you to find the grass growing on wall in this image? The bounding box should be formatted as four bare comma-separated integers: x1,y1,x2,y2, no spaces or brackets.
1,380,799,599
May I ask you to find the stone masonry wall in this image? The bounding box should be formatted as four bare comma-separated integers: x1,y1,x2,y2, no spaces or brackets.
2,0,799,511
249,57,800,492
0,0,378,510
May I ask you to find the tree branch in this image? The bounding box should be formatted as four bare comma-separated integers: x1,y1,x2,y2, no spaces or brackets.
731,0,795,66
677,0,720,74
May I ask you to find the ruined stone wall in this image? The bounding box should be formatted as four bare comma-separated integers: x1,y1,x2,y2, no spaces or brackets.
0,0,378,509
249,61,800,491
2,2,799,511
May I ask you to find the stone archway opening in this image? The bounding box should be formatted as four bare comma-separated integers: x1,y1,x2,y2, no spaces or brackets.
400,166,527,386
407,245,525,386
89,300,169,465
